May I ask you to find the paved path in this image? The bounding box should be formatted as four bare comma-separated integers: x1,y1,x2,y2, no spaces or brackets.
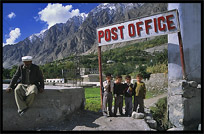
144,93,168,108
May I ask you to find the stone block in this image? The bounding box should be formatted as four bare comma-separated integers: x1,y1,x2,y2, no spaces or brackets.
179,119,183,125
188,81,198,88
183,87,195,98
145,116,152,121
132,112,144,119
168,80,186,95
198,124,201,131
144,108,151,114
197,84,201,89
168,94,184,128
167,127,183,131
146,119,157,129
183,95,201,128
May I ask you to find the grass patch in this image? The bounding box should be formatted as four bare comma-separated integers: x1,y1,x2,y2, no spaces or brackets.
85,87,101,112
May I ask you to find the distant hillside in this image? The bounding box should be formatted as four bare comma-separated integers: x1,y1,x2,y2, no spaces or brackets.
144,43,168,53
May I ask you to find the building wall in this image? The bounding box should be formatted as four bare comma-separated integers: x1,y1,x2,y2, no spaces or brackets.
80,68,99,76
46,78,65,83
168,3,201,83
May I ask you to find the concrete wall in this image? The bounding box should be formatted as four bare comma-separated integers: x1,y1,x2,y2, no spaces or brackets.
3,85,85,130
168,3,201,83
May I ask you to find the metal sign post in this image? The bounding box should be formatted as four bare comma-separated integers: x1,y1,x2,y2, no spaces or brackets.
176,10,187,80
98,46,103,109
178,31,187,80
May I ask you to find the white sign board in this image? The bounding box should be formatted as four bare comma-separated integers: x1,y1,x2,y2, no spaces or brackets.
97,9,180,46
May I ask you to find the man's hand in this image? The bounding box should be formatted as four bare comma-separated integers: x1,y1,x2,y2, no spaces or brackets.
39,88,44,93
6,87,12,93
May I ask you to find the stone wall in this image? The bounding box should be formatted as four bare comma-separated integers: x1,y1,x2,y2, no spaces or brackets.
3,85,85,131
168,80,201,130
144,73,168,91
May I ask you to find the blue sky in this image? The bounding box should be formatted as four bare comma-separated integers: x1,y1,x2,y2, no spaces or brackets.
2,3,100,46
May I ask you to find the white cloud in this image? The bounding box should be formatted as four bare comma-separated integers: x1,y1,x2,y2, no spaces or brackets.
4,28,21,45
38,3,85,29
8,12,16,19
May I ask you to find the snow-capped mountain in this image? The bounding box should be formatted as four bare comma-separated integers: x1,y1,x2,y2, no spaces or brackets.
3,3,167,69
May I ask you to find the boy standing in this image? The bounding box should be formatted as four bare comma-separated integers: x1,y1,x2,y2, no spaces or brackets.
133,74,146,113
124,75,135,117
103,73,114,117
113,75,124,117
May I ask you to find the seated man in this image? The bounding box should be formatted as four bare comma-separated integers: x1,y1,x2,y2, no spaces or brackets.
6,56,44,116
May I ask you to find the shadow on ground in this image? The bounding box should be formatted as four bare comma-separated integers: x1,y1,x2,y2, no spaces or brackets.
37,110,101,130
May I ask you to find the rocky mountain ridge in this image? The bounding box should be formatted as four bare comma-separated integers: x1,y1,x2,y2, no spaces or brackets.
3,3,167,68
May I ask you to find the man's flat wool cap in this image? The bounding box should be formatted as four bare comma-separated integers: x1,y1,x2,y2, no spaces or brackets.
22,56,33,61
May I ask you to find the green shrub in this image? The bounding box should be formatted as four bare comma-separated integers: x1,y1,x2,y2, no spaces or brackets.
146,63,168,74
150,97,172,130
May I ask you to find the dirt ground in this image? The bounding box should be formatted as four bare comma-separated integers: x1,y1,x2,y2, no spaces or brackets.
144,93,168,108
37,93,167,131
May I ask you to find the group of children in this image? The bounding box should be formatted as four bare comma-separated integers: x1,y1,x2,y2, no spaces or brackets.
102,73,146,117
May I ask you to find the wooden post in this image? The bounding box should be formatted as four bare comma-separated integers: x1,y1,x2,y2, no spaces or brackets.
178,31,187,80
98,46,103,110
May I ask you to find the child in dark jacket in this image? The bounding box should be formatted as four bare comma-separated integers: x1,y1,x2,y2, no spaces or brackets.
113,75,125,117
124,75,135,117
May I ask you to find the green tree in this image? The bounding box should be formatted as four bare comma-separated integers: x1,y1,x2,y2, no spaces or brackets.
137,64,151,79
3,68,11,79
9,65,18,78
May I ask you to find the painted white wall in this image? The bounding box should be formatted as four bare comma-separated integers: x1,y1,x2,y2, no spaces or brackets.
168,3,201,83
